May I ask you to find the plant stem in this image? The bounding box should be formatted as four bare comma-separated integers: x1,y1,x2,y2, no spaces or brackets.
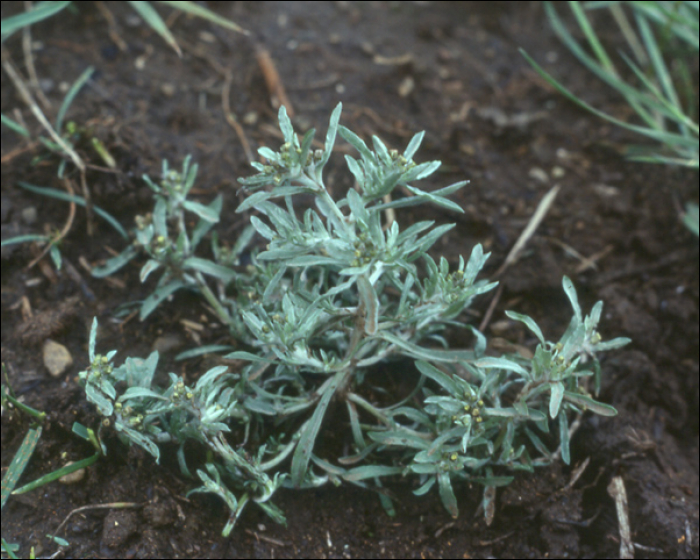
194,272,233,325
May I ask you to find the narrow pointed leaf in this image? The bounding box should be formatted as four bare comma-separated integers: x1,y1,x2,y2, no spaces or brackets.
563,390,618,416
291,371,344,487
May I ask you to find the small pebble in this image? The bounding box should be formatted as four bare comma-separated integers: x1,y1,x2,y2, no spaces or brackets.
21,207,37,225
528,167,549,184
152,333,184,354
59,462,86,484
398,76,415,97
43,339,73,377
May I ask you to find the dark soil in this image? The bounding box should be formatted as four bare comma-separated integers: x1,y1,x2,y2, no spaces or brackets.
2,1,698,558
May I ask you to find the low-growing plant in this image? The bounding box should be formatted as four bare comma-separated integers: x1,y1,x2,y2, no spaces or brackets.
81,104,630,535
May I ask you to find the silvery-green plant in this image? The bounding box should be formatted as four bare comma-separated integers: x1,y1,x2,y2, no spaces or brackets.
79,324,286,536
91,155,254,340
82,104,629,535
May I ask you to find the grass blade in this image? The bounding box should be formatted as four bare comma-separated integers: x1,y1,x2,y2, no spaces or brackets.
1,234,50,247
1,1,72,42
55,67,95,133
17,182,128,239
520,49,697,158
1,113,30,137
126,1,182,56
12,453,100,495
1,427,42,509
156,1,249,35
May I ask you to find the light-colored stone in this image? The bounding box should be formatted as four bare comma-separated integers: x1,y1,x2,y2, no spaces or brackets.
59,462,85,484
43,339,73,377
151,333,184,354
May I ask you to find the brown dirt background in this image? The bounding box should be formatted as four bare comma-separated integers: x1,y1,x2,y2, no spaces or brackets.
2,2,698,558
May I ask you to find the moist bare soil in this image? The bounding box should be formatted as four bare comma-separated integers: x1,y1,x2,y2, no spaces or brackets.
1,2,698,558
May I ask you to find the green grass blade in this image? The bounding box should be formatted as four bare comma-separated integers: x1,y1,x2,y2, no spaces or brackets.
535,1,699,167
609,2,648,68
1,113,30,137
156,1,249,35
683,202,699,236
55,66,95,133
12,453,100,496
636,11,680,114
520,49,698,157
568,1,616,72
626,152,698,166
544,2,657,127
1,1,72,42
1,385,46,420
126,1,182,56
618,51,696,134
1,537,20,559
1,234,50,247
632,1,699,48
17,182,128,239
1,426,42,509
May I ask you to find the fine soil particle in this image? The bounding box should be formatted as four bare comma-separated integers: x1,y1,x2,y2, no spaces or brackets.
14,295,81,345
2,1,698,558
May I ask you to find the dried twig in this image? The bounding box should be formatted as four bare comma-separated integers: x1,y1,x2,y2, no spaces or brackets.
244,528,289,547
0,140,41,164
222,69,254,163
21,0,52,111
255,44,294,117
53,502,143,539
495,184,560,277
607,476,634,559
94,0,129,53
25,178,76,270
545,236,614,273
